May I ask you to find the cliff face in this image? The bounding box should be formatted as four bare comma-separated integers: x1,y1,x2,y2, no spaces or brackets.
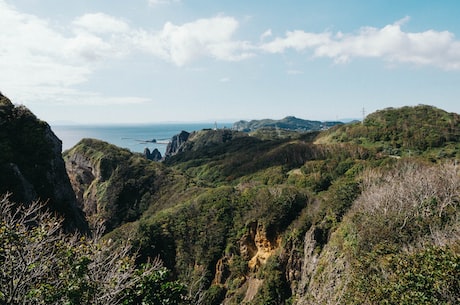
164,129,242,159
0,93,87,231
164,130,190,158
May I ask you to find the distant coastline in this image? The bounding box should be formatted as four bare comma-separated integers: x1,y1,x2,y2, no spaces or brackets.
51,123,232,154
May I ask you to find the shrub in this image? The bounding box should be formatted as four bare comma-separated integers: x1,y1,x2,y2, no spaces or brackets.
0,194,186,305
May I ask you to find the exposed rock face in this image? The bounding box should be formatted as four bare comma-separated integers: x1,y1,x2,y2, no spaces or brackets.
281,225,350,305
242,277,264,303
293,226,322,298
0,93,88,231
164,130,190,158
240,222,280,271
213,256,230,285
164,129,243,161
144,147,162,161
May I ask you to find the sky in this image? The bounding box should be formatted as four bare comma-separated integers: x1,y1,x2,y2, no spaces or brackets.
1,0,460,124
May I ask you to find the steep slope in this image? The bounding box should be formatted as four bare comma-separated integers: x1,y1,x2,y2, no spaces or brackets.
151,106,459,304
62,105,460,304
0,93,87,231
64,138,184,231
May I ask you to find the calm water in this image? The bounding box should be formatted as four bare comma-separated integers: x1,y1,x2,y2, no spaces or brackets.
51,123,232,155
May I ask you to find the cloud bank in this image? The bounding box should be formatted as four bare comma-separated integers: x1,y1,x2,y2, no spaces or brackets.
260,17,460,70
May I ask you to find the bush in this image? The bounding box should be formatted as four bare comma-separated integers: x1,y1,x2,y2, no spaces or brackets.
0,194,186,305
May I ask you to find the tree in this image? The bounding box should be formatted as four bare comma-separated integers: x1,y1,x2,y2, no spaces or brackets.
0,193,186,305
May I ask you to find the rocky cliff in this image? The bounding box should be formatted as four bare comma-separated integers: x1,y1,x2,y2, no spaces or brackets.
164,129,243,160
0,93,87,231
164,130,190,158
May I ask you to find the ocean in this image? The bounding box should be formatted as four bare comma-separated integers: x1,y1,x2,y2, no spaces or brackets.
51,123,232,155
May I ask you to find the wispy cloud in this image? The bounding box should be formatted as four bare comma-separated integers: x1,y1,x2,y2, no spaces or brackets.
260,29,272,41
73,13,130,34
147,0,181,7
287,70,303,75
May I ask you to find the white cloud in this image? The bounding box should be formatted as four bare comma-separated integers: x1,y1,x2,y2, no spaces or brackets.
147,0,180,7
260,29,272,41
261,17,460,70
73,13,130,34
132,16,254,66
65,32,113,61
3,0,460,114
0,1,253,109
0,1,148,106
0,2,89,89
261,30,331,53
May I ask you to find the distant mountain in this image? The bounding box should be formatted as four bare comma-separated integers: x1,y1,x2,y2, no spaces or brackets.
232,116,343,132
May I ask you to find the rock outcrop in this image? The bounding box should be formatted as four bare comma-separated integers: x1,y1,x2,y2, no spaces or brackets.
144,147,162,161
164,130,190,158
240,222,280,271
0,93,88,231
164,128,243,160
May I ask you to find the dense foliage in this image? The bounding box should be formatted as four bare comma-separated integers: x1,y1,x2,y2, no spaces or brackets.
319,105,460,159
233,116,342,132
2,100,460,304
343,161,460,304
0,194,186,305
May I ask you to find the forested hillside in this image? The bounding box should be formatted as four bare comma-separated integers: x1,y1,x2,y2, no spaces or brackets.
1,100,459,304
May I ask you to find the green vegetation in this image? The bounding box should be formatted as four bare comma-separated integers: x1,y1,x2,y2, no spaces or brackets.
2,101,460,304
318,105,460,159
342,160,460,304
64,138,176,230
0,94,86,231
233,116,342,132
0,194,186,305
0,95,54,203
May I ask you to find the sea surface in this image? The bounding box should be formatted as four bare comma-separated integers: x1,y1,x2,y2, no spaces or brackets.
51,123,232,155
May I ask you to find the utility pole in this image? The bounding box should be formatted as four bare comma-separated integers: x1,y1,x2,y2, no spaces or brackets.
362,107,366,124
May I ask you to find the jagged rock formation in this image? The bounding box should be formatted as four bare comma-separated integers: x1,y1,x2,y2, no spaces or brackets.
164,129,243,159
0,93,87,231
164,130,190,158
144,147,162,161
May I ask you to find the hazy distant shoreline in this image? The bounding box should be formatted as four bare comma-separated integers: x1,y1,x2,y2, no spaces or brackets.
51,123,231,154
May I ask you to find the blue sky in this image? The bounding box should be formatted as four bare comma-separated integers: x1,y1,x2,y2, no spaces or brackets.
2,0,460,124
